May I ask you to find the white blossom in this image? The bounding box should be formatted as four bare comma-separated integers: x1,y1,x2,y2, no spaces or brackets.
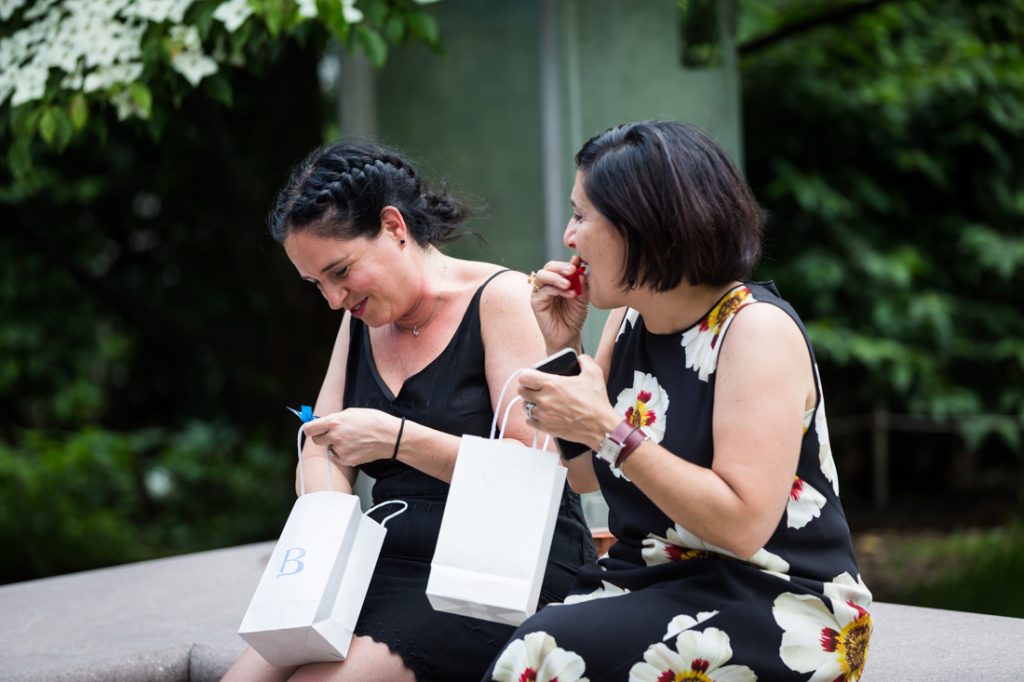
213,0,254,32
0,77,15,107
11,63,48,106
0,0,29,21
296,0,317,19
165,24,218,85
171,51,218,86
121,0,196,24
0,0,398,110
109,87,144,120
341,0,363,23
83,63,144,93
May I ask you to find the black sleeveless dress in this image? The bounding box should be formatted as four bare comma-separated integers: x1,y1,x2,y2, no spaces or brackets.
484,282,872,682
344,270,597,681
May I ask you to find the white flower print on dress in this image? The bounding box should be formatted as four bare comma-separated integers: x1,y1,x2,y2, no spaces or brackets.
804,365,839,496
492,631,588,682
824,572,874,611
680,286,755,382
642,523,790,574
664,610,719,641
608,371,669,480
814,396,840,495
629,626,757,682
616,307,640,343
562,580,629,605
772,574,872,681
786,476,827,529
612,371,670,443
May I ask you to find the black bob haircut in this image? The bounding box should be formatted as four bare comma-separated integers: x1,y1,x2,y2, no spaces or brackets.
575,120,764,291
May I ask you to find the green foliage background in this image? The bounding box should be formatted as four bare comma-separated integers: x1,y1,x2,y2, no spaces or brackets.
742,0,1024,430
1,0,1022,596
0,0,441,584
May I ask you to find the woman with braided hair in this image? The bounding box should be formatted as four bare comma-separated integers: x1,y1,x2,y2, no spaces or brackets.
223,140,595,682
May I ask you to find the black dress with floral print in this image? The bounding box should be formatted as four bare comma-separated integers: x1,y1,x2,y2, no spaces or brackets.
484,281,873,682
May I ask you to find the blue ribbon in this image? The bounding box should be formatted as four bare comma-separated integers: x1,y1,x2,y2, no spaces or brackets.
287,405,318,423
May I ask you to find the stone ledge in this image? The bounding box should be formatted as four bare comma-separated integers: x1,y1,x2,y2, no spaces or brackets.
2,542,1022,680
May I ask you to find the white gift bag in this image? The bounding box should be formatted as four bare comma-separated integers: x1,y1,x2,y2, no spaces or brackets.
426,372,568,625
238,425,406,666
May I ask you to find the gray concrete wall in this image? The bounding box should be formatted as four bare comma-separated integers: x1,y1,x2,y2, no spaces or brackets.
370,0,743,273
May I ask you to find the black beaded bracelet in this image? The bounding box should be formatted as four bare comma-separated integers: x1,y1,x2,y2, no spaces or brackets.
391,417,406,460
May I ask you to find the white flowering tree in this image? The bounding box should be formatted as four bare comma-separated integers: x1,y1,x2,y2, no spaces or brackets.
0,0,441,181
0,0,447,581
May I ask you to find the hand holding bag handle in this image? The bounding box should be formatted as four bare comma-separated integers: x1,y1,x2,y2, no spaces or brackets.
427,366,567,625
296,423,336,496
491,369,551,451
296,422,409,525
238,422,408,666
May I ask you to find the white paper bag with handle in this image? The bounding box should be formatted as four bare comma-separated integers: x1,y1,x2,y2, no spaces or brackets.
238,425,407,666
426,370,567,625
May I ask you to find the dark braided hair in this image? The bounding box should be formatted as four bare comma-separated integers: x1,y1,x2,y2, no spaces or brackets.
267,140,468,246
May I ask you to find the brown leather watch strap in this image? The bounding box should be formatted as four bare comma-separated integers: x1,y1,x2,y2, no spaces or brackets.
614,427,649,468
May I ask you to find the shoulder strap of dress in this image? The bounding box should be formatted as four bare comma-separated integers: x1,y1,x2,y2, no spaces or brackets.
476,268,512,297
462,268,513,338
342,314,364,408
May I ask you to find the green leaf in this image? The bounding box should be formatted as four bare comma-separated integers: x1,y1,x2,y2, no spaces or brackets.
262,0,287,36
52,107,75,151
38,107,58,145
355,25,388,67
360,0,388,26
68,94,89,130
190,0,219,36
6,135,33,179
382,15,405,43
316,0,350,42
205,72,234,107
130,82,153,119
406,11,439,46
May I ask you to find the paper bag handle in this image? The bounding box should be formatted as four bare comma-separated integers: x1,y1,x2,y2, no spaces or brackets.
489,369,550,450
365,499,409,527
296,423,334,496
489,369,526,439
499,395,550,451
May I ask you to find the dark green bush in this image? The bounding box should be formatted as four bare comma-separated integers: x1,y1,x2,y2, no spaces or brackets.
0,422,293,584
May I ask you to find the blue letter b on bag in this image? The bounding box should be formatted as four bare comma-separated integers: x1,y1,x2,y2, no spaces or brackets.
278,547,306,576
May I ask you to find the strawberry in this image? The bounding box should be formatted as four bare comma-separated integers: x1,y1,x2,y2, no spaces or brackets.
566,264,586,296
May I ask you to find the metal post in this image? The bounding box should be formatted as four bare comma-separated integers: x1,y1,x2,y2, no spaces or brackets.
872,406,890,510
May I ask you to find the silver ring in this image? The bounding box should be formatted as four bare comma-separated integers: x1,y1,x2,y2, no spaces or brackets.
524,401,537,419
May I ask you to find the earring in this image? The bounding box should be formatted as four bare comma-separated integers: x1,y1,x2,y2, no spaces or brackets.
400,239,406,245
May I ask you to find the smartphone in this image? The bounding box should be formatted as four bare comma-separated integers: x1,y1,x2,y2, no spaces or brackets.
532,347,581,376
531,349,591,460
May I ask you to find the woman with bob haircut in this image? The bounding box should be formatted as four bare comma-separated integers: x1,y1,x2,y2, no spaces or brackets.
485,120,872,681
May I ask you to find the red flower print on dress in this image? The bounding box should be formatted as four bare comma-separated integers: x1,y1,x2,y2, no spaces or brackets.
613,371,670,444
786,476,827,530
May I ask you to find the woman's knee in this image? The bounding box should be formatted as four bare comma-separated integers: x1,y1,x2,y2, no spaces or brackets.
287,636,415,682
222,646,296,682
